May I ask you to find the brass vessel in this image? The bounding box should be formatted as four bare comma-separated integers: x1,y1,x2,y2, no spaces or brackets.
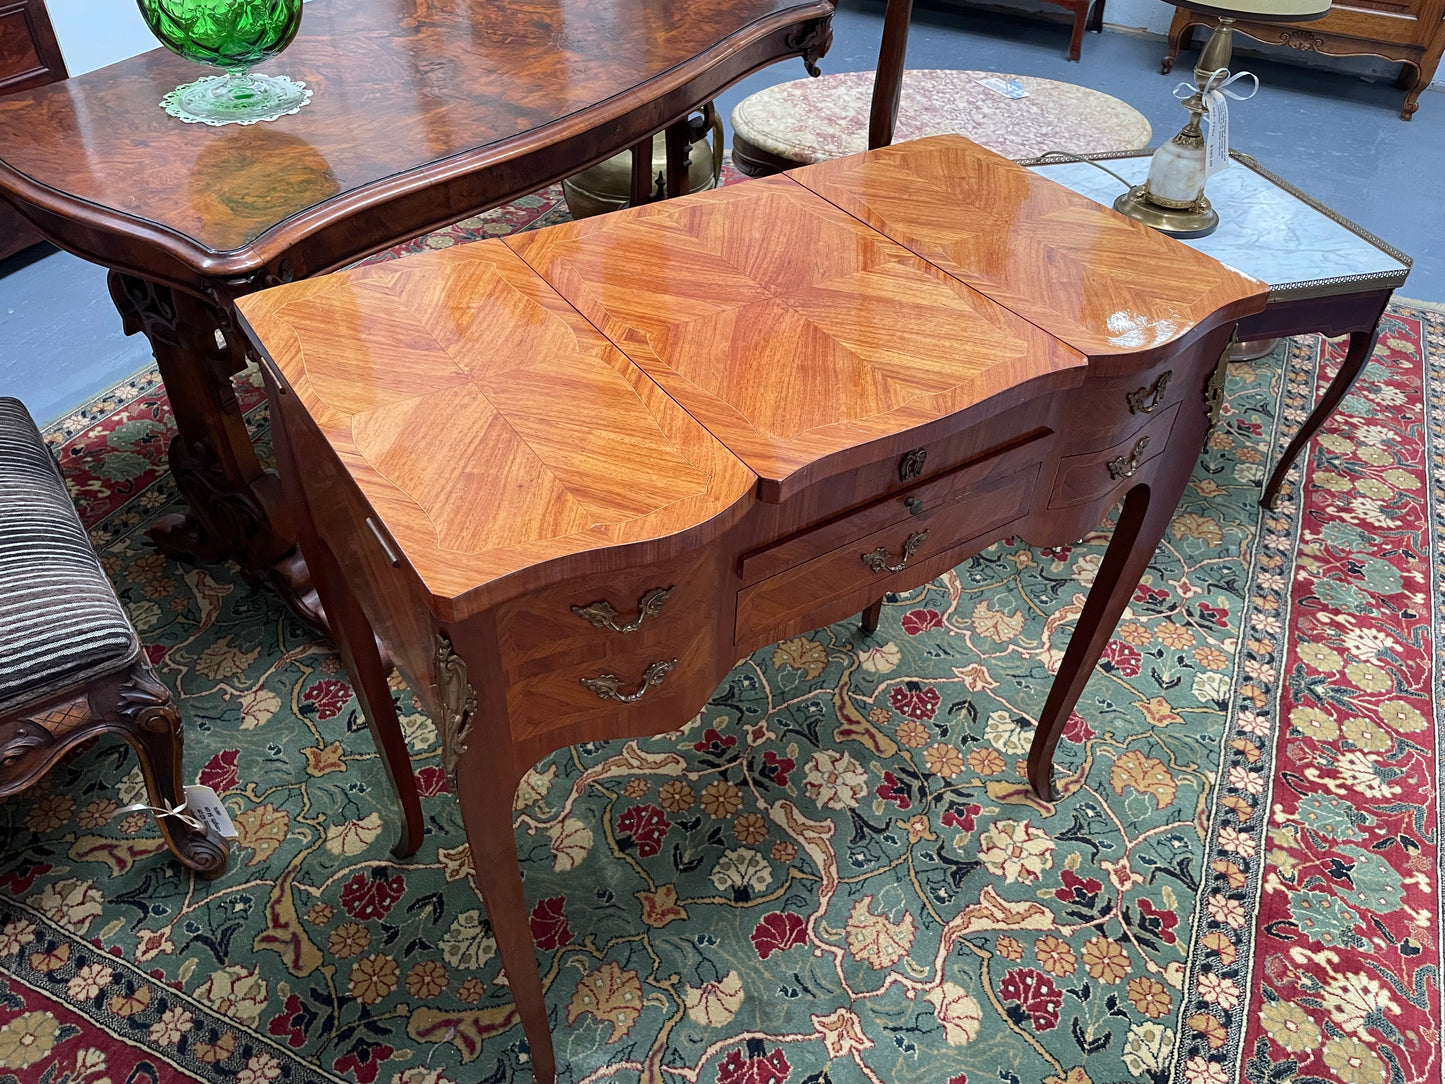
563,108,724,219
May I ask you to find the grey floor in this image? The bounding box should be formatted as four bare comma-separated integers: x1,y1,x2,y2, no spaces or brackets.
2,0,1440,427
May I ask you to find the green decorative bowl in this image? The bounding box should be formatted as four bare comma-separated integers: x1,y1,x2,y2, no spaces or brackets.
137,0,310,126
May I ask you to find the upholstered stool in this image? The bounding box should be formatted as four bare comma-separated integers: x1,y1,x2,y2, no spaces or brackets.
0,397,228,876
732,70,1152,177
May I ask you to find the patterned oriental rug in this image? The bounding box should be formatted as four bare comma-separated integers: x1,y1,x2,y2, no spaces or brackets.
0,175,1440,1084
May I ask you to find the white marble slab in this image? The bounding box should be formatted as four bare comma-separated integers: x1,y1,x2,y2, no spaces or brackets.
1030,156,1410,295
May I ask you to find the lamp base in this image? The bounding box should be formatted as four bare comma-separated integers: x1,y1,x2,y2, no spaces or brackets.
1112,185,1219,239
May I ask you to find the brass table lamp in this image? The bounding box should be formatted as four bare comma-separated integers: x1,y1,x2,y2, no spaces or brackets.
1114,0,1331,238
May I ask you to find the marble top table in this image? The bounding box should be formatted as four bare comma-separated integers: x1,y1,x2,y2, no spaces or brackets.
732,71,1152,176
1028,151,1411,508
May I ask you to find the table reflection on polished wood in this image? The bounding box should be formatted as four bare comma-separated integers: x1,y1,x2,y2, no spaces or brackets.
236,135,1266,1084
0,0,835,622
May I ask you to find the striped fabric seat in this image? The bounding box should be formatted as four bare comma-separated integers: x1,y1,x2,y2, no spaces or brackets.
0,397,137,715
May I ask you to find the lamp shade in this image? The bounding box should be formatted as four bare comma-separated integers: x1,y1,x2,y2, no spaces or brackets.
1173,0,1331,21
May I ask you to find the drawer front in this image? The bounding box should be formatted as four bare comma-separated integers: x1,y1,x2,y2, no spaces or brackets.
1052,361,1183,455
504,623,715,743
736,460,1041,645
739,431,1052,586
495,553,712,673
1047,402,1180,509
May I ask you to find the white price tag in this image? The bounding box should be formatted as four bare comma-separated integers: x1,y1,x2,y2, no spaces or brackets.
184,785,239,839
977,76,1027,100
1204,90,1230,178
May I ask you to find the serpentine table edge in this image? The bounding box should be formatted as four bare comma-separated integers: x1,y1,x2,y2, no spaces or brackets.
235,134,1268,1084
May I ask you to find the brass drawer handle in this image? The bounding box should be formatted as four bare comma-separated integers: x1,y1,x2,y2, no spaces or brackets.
862,530,930,574
580,659,677,703
572,586,674,633
1126,370,1172,415
1108,436,1151,480
899,447,927,482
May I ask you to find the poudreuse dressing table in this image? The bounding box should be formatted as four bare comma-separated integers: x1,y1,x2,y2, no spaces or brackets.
236,134,1266,1084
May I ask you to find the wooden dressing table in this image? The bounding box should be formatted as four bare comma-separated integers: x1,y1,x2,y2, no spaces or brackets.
236,135,1266,1084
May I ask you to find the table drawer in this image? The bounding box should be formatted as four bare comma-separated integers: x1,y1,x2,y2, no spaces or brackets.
1047,401,1180,508
739,431,1052,587
736,459,1040,645
503,624,715,743
1051,361,1183,455
495,553,712,672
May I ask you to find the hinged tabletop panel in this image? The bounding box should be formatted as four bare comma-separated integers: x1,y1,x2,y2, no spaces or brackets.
235,242,757,608
791,135,1268,363
506,174,1086,502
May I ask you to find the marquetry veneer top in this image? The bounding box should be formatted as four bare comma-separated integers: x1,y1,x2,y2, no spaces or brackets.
506,172,1085,500
236,242,758,603
791,135,1267,362
238,136,1265,606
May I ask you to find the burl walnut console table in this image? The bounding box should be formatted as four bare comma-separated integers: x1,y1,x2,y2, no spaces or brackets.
0,0,834,623
236,135,1266,1084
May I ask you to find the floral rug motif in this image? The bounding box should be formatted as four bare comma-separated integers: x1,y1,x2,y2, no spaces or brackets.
0,176,1439,1084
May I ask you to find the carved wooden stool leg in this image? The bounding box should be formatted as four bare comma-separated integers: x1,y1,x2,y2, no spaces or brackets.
860,597,884,635
108,660,230,877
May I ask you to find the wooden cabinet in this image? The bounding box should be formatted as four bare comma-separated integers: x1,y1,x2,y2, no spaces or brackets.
0,0,66,260
1163,0,1445,120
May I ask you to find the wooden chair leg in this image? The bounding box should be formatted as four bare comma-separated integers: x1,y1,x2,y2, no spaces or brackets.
665,118,692,199
110,659,230,877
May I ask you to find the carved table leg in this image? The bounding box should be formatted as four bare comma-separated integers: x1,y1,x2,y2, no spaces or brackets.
860,597,883,635
109,660,231,877
456,760,557,1084
268,388,424,858
107,272,324,629
1028,353,1219,800
1260,325,1379,510
1066,2,1086,62
1161,11,1193,74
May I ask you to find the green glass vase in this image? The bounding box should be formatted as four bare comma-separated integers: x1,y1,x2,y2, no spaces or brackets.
137,0,309,126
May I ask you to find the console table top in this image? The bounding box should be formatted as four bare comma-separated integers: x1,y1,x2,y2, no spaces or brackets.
0,0,832,265
237,135,1265,611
